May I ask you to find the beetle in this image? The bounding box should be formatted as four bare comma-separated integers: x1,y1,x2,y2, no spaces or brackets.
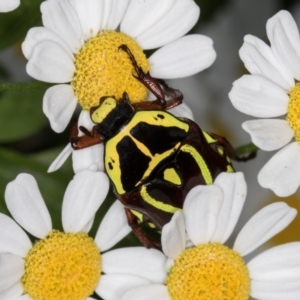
71,45,241,248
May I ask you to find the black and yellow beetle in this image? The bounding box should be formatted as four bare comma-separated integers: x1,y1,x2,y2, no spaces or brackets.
71,45,238,248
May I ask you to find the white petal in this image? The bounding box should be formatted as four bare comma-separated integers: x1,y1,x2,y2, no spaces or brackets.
5,174,52,239
229,74,289,117
169,102,194,120
26,41,75,83
43,84,77,133
149,35,216,79
71,0,110,40
0,282,23,300
121,0,176,41
99,0,113,30
242,119,294,151
248,242,300,282
96,274,150,300
95,200,131,252
0,0,19,12
251,280,300,300
69,0,103,40
102,247,167,283
106,0,129,30
211,172,247,244
62,170,109,233
136,0,199,49
72,110,105,173
81,214,95,233
239,34,294,91
183,185,223,245
233,202,297,257
0,213,32,257
267,10,300,81
78,109,95,131
41,0,84,53
258,142,300,197
22,27,72,61
0,254,24,293
72,144,105,173
122,284,170,300
47,143,73,173
161,211,186,260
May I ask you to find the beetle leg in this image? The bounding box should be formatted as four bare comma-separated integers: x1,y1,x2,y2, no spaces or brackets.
70,122,103,150
125,208,161,249
78,126,93,137
119,44,166,106
119,44,183,110
157,79,183,109
208,132,257,162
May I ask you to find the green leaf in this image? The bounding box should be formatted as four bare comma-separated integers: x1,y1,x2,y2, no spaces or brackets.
235,143,259,160
0,85,48,142
0,81,52,92
0,62,10,80
0,0,43,51
0,147,74,229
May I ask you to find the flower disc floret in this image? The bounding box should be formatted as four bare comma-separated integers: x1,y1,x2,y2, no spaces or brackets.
287,82,300,143
166,243,250,300
71,31,150,110
21,230,101,300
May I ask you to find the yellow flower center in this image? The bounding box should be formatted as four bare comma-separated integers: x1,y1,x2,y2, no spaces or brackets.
166,243,250,300
287,82,300,143
71,30,150,110
22,230,101,300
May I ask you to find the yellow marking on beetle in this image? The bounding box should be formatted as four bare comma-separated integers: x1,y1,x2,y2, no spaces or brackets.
91,97,117,123
181,144,213,185
217,147,224,155
134,111,190,130
134,141,181,187
203,131,217,144
163,168,182,185
141,186,181,214
130,209,144,222
147,222,156,229
105,110,189,194
227,165,234,173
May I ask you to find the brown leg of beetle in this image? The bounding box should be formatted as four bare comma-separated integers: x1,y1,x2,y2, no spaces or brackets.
119,44,183,110
125,208,161,249
156,79,183,109
70,122,103,150
119,44,166,104
132,79,183,110
208,132,257,162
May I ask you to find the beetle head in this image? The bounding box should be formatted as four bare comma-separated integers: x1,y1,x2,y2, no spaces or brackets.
90,93,134,139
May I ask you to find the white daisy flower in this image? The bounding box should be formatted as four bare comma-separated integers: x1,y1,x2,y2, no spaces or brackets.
0,172,166,300
23,0,215,173
229,10,300,197
121,172,300,300
0,0,20,12
23,0,213,131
